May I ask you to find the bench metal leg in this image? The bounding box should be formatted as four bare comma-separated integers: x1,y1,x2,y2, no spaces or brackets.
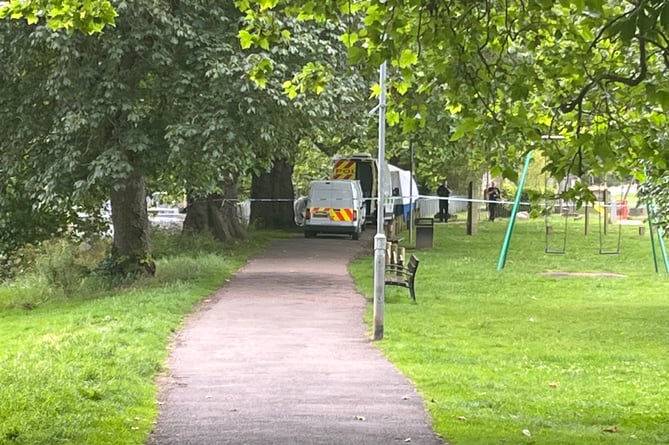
409,278,416,302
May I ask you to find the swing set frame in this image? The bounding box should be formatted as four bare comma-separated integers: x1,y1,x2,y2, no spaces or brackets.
496,146,669,274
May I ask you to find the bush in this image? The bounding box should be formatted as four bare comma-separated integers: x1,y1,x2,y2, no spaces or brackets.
498,185,550,214
150,227,226,259
2,237,110,305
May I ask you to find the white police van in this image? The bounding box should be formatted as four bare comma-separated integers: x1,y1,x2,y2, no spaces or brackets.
303,180,366,240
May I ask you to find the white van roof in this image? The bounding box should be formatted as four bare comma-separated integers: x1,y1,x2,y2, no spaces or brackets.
308,180,362,202
332,153,373,160
309,179,360,189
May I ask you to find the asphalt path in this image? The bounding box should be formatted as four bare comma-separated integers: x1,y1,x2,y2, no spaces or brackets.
147,231,446,445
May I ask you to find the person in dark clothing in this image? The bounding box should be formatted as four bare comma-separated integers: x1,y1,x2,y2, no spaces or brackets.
484,181,501,221
436,179,451,222
392,187,403,217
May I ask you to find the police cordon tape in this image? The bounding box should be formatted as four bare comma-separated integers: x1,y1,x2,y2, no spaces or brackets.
190,195,624,213
415,195,530,206
189,195,531,206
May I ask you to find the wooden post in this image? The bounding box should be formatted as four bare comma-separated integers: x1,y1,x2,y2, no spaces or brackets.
603,190,609,235
467,181,477,235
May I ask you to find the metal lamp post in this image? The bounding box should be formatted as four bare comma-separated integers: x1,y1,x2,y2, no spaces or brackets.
372,61,387,341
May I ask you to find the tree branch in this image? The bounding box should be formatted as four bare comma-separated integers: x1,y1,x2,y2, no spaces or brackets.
313,134,359,156
560,36,647,113
586,5,639,54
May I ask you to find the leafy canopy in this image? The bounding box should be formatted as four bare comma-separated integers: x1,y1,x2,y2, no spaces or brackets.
236,1,669,172
236,0,669,230
0,0,117,33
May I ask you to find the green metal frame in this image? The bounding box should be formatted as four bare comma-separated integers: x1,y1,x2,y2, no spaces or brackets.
497,151,533,270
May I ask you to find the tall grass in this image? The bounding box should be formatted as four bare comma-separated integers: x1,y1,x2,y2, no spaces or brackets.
351,217,669,445
0,229,290,445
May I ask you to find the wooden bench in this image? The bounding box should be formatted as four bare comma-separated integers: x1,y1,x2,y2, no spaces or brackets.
384,250,420,302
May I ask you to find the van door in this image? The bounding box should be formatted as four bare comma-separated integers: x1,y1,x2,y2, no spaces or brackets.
356,161,374,215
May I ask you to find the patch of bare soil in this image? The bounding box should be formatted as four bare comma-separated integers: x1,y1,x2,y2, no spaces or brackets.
539,271,627,278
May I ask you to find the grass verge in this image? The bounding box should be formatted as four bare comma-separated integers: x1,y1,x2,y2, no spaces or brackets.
0,230,290,445
350,217,669,445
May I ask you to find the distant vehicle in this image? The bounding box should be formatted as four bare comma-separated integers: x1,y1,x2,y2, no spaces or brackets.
332,153,394,223
293,196,309,227
148,206,185,229
304,180,366,240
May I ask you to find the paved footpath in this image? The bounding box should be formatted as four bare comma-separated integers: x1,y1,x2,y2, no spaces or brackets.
147,233,446,445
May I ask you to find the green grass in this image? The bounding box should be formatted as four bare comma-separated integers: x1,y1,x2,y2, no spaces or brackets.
351,217,669,445
0,230,290,445
2,219,667,445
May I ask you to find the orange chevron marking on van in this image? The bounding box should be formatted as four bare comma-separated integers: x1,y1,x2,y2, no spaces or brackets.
330,208,354,221
308,207,355,222
333,160,356,179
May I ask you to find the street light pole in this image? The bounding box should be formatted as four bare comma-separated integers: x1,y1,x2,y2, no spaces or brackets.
373,61,387,341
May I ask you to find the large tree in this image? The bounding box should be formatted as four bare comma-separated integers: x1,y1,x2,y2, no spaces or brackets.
1,0,255,274
1,0,377,272
244,17,373,230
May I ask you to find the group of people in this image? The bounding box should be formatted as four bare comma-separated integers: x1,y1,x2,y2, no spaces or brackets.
435,179,502,222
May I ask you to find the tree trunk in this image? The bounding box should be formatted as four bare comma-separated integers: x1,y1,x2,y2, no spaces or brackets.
110,172,155,276
183,177,246,241
250,159,295,229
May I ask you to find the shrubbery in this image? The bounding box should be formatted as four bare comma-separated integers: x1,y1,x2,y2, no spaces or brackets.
0,237,110,308
0,227,285,309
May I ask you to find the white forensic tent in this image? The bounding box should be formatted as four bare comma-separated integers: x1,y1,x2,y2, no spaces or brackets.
388,164,419,219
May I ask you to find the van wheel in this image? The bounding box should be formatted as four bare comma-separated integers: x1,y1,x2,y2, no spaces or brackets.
352,231,360,240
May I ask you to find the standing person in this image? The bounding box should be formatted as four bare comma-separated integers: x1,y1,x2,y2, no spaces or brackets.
437,179,451,222
484,181,501,221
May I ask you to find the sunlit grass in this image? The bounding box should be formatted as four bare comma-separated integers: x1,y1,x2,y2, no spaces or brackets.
351,217,669,445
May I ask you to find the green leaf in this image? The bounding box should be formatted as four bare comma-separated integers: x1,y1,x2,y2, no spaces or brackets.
661,2,669,32
402,116,419,133
340,32,359,48
450,117,478,141
369,83,381,99
585,0,604,14
236,0,250,11
656,90,669,112
258,0,278,11
618,15,638,42
364,4,382,26
503,168,519,182
398,49,418,68
258,36,270,50
396,79,411,95
239,30,253,49
339,1,364,14
387,110,400,126
347,46,367,65
25,11,39,24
